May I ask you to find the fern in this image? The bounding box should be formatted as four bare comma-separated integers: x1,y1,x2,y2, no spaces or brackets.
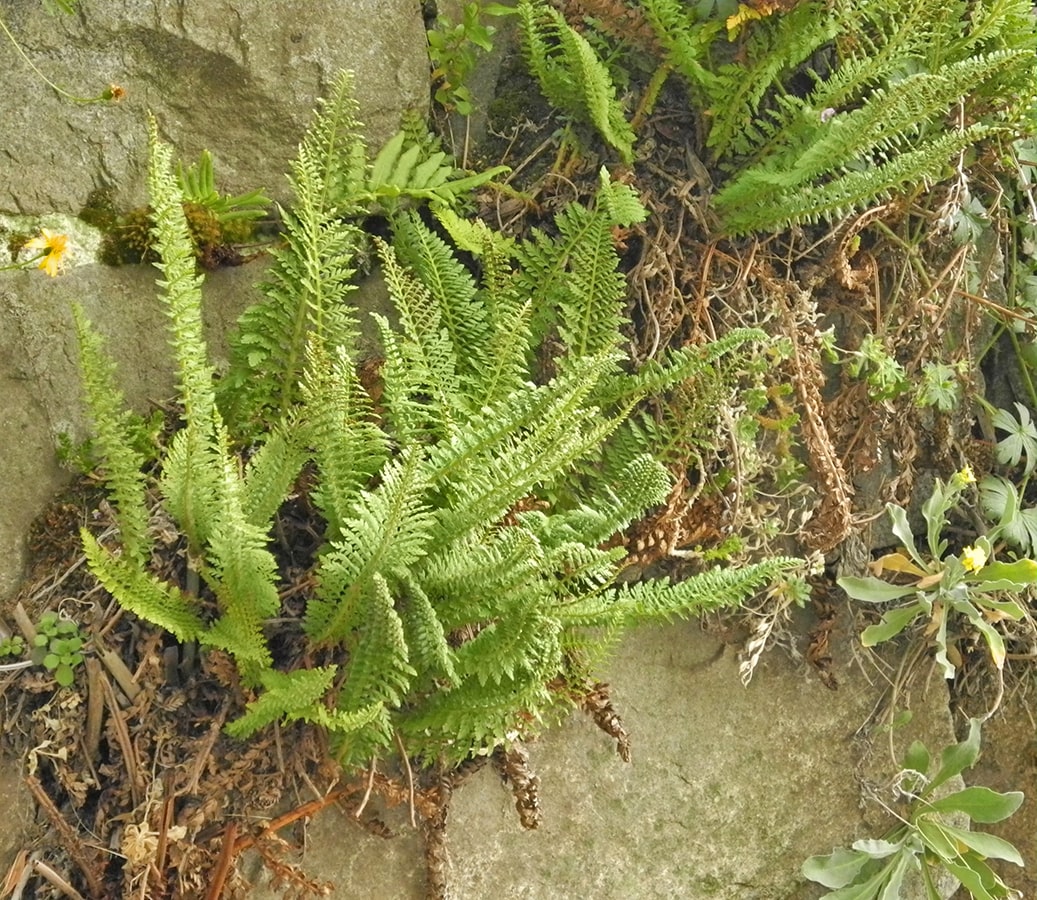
631,0,1037,232
71,306,151,565
219,71,366,432
518,168,646,362
76,74,795,776
518,0,636,163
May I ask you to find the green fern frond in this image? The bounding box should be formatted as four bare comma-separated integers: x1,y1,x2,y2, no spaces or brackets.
332,573,417,765
589,557,800,626
219,71,365,432
146,116,216,423
453,609,561,687
72,306,151,565
717,126,988,234
398,665,559,764
517,0,636,162
375,236,462,434
433,208,530,406
416,528,546,631
225,667,385,740
302,342,388,540
518,169,645,362
81,530,204,642
428,353,624,542
240,424,310,528
401,579,457,686
390,211,492,393
306,450,435,644
200,432,280,673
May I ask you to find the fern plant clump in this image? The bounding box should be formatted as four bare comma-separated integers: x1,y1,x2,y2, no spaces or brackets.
74,71,798,772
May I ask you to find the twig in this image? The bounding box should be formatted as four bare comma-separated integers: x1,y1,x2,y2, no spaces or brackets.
203,821,237,900
23,775,104,898
30,858,86,900
355,757,377,819
178,700,229,797
231,785,361,855
98,646,141,702
394,731,417,829
99,668,142,808
83,657,105,764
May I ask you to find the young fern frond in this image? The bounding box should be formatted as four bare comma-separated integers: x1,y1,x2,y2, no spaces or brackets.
519,170,646,362
433,207,531,405
301,342,388,540
72,306,151,565
81,530,204,642
240,424,310,529
390,211,491,396
146,116,216,424
306,450,435,645
219,71,365,432
226,667,384,740
517,0,636,163
199,425,280,676
375,236,463,434
331,573,417,766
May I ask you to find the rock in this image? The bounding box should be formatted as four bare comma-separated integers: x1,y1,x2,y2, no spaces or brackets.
0,0,429,215
246,614,957,899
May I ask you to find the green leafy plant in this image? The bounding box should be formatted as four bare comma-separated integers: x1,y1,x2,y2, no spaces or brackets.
803,718,1024,899
519,0,1036,233
980,402,1037,554
838,467,1036,678
73,70,797,770
30,612,86,687
0,634,26,659
175,149,271,227
517,0,636,164
427,2,513,115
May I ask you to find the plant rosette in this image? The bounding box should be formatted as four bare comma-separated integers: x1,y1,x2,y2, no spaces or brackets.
838,469,1036,677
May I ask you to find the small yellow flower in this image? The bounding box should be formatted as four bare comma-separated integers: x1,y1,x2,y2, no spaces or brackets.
961,544,988,572
955,464,976,486
24,229,68,277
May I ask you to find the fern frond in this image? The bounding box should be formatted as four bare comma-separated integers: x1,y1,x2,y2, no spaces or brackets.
416,527,547,631
226,666,335,739
398,665,559,764
433,208,530,406
146,116,216,423
301,342,389,540
195,422,279,676
518,169,645,363
375,236,462,434
158,420,223,553
428,353,624,542
560,557,800,627
72,306,151,565
547,454,671,548
518,0,636,162
219,71,365,433
400,578,457,686
306,450,435,644
81,530,204,642
453,609,561,687
331,573,416,765
717,126,988,233
390,211,491,394
240,424,310,528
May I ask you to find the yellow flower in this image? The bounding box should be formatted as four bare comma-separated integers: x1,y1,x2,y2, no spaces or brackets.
961,544,988,572
24,229,68,277
954,464,976,487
